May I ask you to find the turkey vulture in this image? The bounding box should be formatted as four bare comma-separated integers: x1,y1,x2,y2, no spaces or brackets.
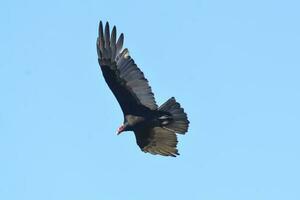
96,21,189,157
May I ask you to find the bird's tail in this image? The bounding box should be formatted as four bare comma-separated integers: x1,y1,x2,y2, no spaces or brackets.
158,97,189,134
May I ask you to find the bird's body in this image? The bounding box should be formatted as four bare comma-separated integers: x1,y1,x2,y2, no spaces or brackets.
97,21,189,157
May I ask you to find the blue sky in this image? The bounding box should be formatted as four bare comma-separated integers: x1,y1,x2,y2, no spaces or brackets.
1,0,300,199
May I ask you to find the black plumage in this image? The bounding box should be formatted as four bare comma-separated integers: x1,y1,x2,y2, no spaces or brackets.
97,21,189,157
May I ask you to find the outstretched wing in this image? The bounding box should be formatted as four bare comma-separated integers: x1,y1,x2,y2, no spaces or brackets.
134,127,180,157
97,21,157,115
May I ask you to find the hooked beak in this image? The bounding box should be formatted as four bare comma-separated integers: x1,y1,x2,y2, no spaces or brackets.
117,124,125,135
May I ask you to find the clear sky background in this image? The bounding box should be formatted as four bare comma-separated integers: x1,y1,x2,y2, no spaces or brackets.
1,0,300,199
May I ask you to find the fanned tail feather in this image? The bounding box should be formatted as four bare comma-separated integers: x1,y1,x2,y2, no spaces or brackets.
159,97,189,134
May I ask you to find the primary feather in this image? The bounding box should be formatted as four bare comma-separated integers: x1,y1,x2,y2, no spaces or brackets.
97,21,157,115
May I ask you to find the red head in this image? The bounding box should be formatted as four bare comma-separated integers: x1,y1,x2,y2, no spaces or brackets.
117,121,131,134
117,124,126,135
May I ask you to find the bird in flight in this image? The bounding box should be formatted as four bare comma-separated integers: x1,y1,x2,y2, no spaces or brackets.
96,21,189,157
